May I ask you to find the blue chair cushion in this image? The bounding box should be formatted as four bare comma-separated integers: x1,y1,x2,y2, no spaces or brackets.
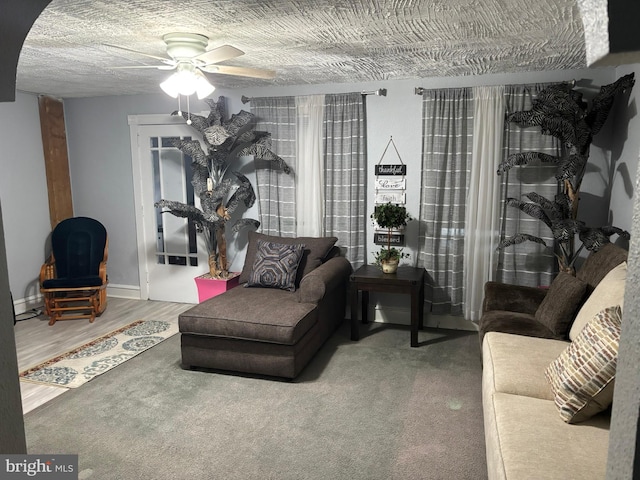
42,275,104,289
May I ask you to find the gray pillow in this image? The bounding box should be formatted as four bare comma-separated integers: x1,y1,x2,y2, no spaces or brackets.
535,272,588,338
239,231,338,286
245,240,305,292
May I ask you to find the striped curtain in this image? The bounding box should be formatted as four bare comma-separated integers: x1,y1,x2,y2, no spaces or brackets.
323,92,367,269
496,84,561,287
251,96,297,237
251,93,367,268
418,87,473,316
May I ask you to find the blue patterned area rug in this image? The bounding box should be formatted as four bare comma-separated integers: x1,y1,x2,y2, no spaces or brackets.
19,320,178,388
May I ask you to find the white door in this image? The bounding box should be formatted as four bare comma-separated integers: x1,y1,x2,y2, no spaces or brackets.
131,119,207,303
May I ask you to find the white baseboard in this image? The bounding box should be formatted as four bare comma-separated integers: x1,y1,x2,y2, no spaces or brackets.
369,305,478,332
12,284,142,315
107,284,141,300
13,293,44,315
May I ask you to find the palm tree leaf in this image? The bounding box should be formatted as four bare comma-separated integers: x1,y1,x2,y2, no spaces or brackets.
586,73,635,135
506,198,552,227
223,110,255,137
239,144,291,174
231,218,260,234
534,86,583,118
200,178,233,213
497,234,547,250
225,172,256,213
507,110,545,127
204,97,225,126
171,111,209,134
170,139,207,168
203,125,232,146
554,193,572,219
555,154,587,181
522,192,564,221
551,219,585,242
497,152,558,174
155,200,219,226
601,226,630,239
540,116,576,145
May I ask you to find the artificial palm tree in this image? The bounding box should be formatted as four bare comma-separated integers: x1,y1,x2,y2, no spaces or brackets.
497,74,634,273
155,96,291,279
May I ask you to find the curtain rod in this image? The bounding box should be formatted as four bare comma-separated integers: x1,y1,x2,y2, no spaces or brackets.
414,79,580,96
241,88,387,104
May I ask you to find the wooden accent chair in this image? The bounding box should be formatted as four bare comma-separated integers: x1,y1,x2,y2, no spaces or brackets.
39,217,108,325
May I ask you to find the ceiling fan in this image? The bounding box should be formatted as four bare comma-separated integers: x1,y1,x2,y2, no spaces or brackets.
105,32,275,96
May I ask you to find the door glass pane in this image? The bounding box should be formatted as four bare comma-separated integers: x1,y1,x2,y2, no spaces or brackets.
151,136,198,267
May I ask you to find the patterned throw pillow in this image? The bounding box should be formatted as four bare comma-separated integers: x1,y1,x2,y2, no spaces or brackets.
246,240,305,292
545,305,622,423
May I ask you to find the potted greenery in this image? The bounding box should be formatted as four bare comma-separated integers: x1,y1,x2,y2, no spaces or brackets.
155,96,291,288
371,202,412,273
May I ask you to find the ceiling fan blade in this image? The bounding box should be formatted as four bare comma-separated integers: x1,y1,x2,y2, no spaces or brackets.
202,64,276,79
194,45,245,66
103,43,174,64
108,65,176,70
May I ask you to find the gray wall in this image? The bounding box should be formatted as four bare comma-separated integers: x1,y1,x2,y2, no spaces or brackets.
0,92,52,311
609,63,640,233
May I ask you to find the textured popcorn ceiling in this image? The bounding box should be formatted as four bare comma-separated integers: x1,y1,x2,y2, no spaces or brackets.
17,0,587,98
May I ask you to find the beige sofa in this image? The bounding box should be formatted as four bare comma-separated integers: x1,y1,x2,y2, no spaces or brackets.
481,244,628,480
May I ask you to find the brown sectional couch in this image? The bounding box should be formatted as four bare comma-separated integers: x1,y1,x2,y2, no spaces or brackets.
179,233,353,379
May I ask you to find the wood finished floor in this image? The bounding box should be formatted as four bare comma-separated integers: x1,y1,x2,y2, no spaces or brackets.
14,297,194,414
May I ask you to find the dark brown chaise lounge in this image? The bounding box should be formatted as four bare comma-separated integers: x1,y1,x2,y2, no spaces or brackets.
179,233,353,379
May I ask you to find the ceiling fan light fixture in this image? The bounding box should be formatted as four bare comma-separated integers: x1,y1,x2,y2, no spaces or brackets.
160,63,214,98
194,70,216,99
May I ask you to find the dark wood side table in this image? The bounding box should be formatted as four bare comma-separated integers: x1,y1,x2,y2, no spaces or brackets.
350,264,426,347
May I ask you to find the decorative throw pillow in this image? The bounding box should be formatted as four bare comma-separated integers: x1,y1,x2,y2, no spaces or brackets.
535,272,588,338
239,232,338,286
545,305,622,424
245,240,305,292
569,261,626,340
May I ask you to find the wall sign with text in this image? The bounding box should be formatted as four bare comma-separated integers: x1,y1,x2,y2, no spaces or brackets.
375,164,407,176
375,136,407,205
374,232,405,246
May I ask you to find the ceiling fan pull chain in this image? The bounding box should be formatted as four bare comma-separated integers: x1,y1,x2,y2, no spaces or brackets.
177,95,182,116
186,95,192,125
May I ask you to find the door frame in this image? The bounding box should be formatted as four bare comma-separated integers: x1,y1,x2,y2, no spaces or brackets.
128,113,194,300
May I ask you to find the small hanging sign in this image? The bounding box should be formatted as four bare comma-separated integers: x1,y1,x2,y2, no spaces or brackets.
374,178,406,190
374,232,406,246
375,164,407,176
375,191,406,204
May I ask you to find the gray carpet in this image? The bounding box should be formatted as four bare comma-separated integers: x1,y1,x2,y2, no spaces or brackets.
24,322,487,480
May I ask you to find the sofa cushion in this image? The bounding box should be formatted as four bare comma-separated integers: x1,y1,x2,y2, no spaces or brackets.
479,311,556,347
576,243,628,291
569,261,626,340
485,392,610,480
545,305,621,424
535,272,588,338
179,287,318,345
483,332,568,401
246,240,305,292
239,232,338,286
